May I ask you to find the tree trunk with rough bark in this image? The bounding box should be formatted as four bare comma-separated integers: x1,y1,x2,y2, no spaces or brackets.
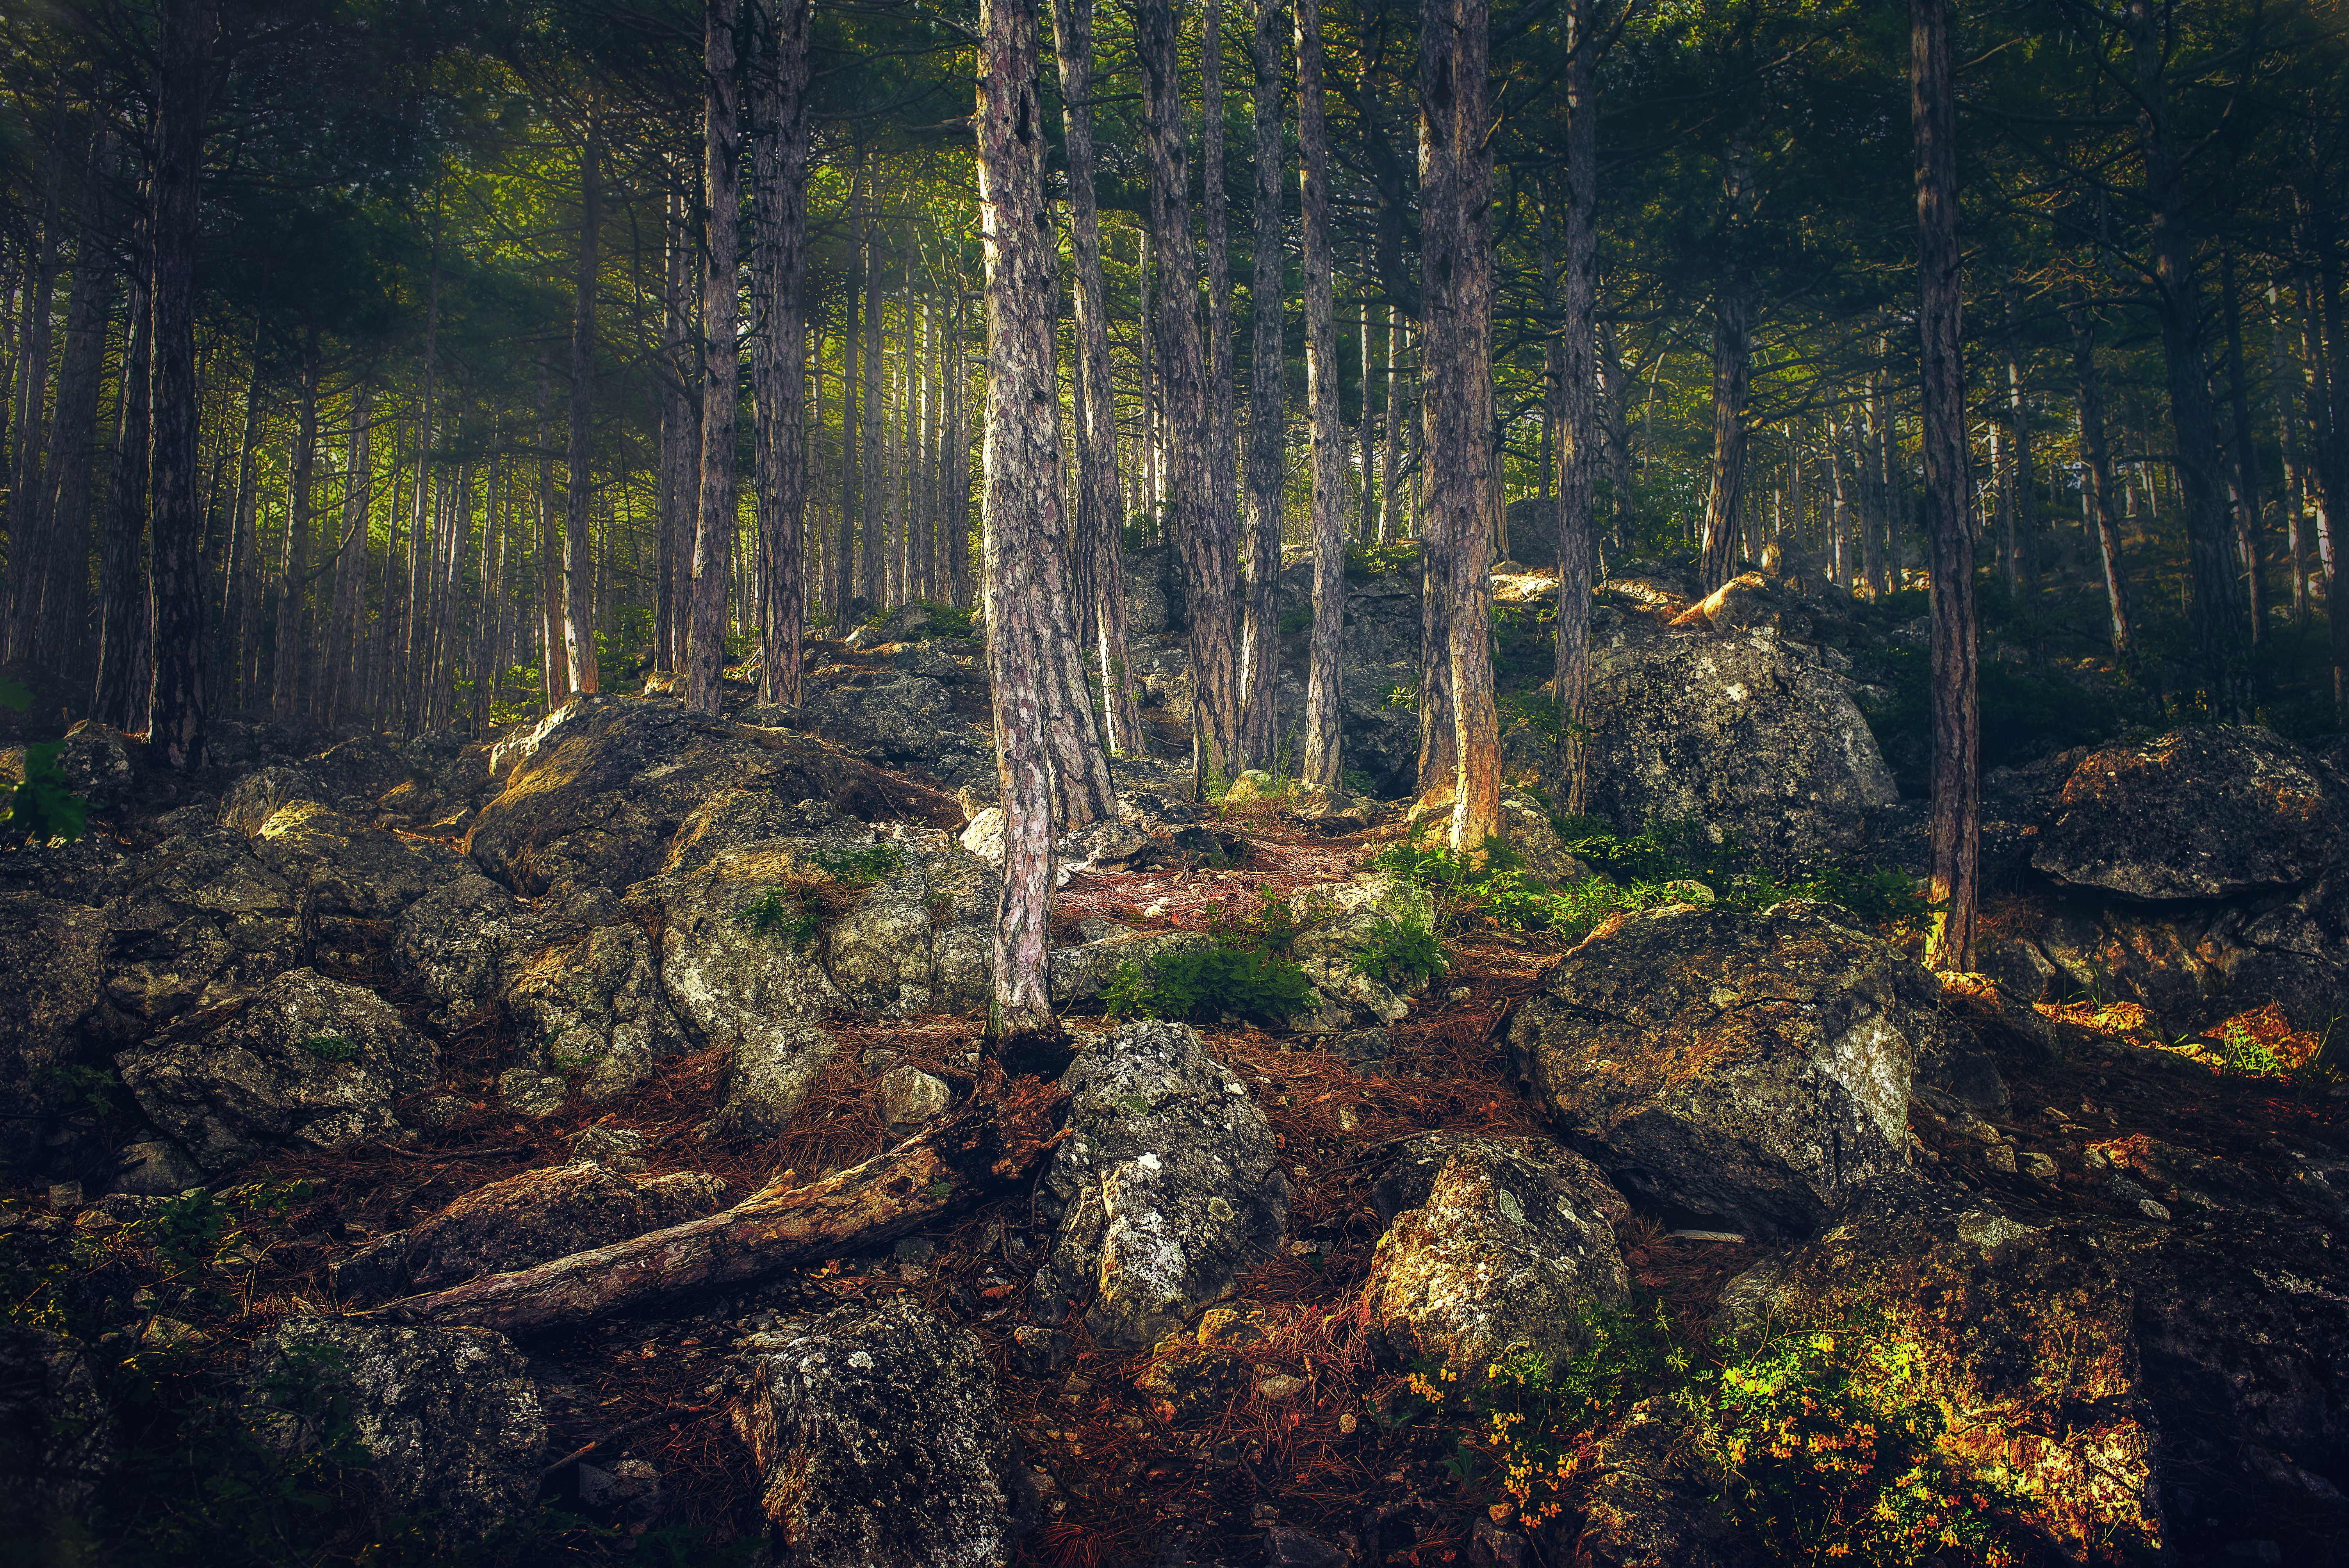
2001,279,2036,595
688,0,740,716
20,127,112,672
323,392,371,725
2222,252,2263,646
94,264,150,732
859,225,884,613
1697,137,1754,595
1912,0,1976,973
2068,292,2135,665
1420,0,1497,851
1297,0,1344,790
752,0,812,709
566,110,603,697
1551,0,1600,816
1237,0,1287,770
1202,0,1239,658
1053,0,1144,757
271,359,319,724
976,0,1066,1038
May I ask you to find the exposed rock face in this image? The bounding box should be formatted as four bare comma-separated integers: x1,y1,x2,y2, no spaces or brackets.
333,1161,729,1300
98,828,305,1022
2034,726,2342,900
505,921,686,1099
717,1021,837,1137
246,1319,544,1539
1362,1134,1631,1384
732,1297,1014,1568
248,798,465,922
1581,614,1898,863
116,968,437,1173
0,1325,114,1534
1048,927,1212,1005
391,872,557,1032
1289,896,1426,1032
1031,1020,1290,1347
0,894,109,1170
795,669,996,799
1510,902,1935,1239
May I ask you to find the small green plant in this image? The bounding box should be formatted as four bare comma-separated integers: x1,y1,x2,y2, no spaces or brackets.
34,1062,129,1121
1380,682,1419,712
920,599,976,638
1353,907,1447,987
299,1035,359,1064
2214,1017,2287,1079
1205,886,1340,959
736,887,821,947
1339,766,1376,797
1346,538,1422,577
5,739,89,843
812,841,904,884
1277,606,1313,637
1103,946,1317,1029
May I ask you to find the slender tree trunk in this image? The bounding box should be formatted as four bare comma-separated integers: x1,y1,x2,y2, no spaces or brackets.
94,268,151,731
7,114,69,646
1297,0,1345,789
688,0,741,715
1053,0,1144,756
1202,0,1240,672
975,0,1064,1040
2222,251,2263,646
1912,0,1975,972
946,289,973,608
1421,0,1498,850
537,361,567,711
1863,359,1890,596
837,178,862,626
859,223,884,613
563,109,603,698
1381,307,1407,544
405,212,442,732
2002,280,2036,595
146,0,216,768
2273,283,2309,625
1237,0,1287,770
751,0,812,708
657,189,693,672
1552,0,1601,815
1139,0,1240,792
271,358,319,725
223,365,262,706
324,392,371,725
27,130,116,672
2129,0,2250,712
1698,135,1755,593
2068,295,2135,664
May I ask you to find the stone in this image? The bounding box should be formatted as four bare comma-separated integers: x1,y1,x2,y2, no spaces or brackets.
246,1319,544,1540
1222,771,1281,805
797,671,995,799
575,1457,664,1532
569,1122,648,1171
1579,617,1899,864
9,721,137,817
116,968,438,1173
1362,1135,1632,1387
0,893,108,1172
1011,1325,1068,1376
2032,726,2342,900
2019,1151,2058,1181
1569,1409,1762,1568
718,1021,838,1138
97,827,305,1021
1509,902,1940,1239
506,921,688,1100
218,765,328,835
1499,792,1590,886
497,1066,568,1118
1049,927,1215,1005
1289,890,1428,1032
876,1065,952,1130
1262,1525,1349,1568
1984,1143,2017,1174
332,1161,728,1301
732,1297,1015,1568
1031,1020,1290,1347
0,1324,114,1535
391,872,548,1032
248,798,465,923
110,1139,204,1196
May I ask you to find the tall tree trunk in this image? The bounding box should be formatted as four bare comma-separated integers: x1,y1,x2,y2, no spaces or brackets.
271,357,319,725
1912,0,1976,972
975,0,1064,1040
1201,0,1240,674
657,188,693,672
946,288,973,608
2129,0,2251,713
2273,282,2309,625
564,109,603,698
405,212,442,733
1297,0,1345,789
1698,135,1755,593
146,0,216,769
2069,294,2135,665
222,363,262,706
1237,0,1287,770
751,0,812,708
1054,0,1144,756
7,112,69,643
1380,307,1407,543
1863,357,1891,596
2002,279,2036,595
1551,0,1601,815
2222,251,2263,646
94,266,151,730
26,128,115,672
859,222,884,613
837,175,862,625
1139,0,1240,792
536,361,567,711
324,392,372,725
688,0,741,715
1421,0,1497,850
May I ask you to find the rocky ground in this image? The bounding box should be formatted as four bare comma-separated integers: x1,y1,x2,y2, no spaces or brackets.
4,561,2348,1568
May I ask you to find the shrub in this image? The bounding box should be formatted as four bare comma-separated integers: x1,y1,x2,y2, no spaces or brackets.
1352,908,1446,987
1104,946,1317,1029
1205,886,1339,959
4,739,89,844
812,842,904,884
735,888,820,947
301,1035,359,1064
1277,606,1313,637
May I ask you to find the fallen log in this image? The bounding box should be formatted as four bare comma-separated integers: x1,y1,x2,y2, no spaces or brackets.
376,1073,1067,1333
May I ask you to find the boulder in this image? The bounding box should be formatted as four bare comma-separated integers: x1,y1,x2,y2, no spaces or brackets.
718,1021,839,1138
248,799,466,923
732,1297,1016,1568
1031,1020,1290,1347
116,968,438,1173
1362,1134,1632,1386
1049,927,1214,1005
0,1324,114,1536
332,1161,729,1301
1568,1408,1761,1568
796,671,995,797
1289,896,1425,1032
109,1138,205,1196
1509,902,1937,1239
875,1066,952,1131
390,872,551,1032
1580,619,1898,864
505,921,688,1099
97,827,305,1021
2033,726,2342,900
246,1319,544,1539
0,894,109,1171
218,766,329,835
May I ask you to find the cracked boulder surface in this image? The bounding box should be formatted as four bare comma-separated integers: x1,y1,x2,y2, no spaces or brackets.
1361,1133,1632,1389
1509,901,1936,1239
0,1324,115,1536
245,1319,545,1540
2033,725,2344,900
731,1296,1016,1568
1030,1019,1290,1347
0,893,109,1170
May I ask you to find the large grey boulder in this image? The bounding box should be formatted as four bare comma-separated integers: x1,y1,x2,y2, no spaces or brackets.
0,1324,114,1536
98,827,305,1021
1509,902,1937,1239
1030,1020,1290,1347
795,670,996,798
2033,725,2343,900
505,921,688,1099
246,1319,544,1540
116,968,438,1173
333,1161,728,1301
732,1297,1016,1568
1580,616,1898,863
1362,1134,1632,1387
246,798,466,922
0,894,109,1171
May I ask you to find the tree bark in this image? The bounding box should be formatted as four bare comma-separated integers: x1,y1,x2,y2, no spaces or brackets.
976,0,1066,1037
688,0,741,716
2221,251,2263,646
93,264,151,732
1420,0,1498,850
1139,0,1240,791
1237,0,1287,770
1912,0,1976,973
1297,0,1345,790
2067,290,2134,665
1551,0,1601,816
1201,0,1239,678
566,109,603,698
146,0,216,769
2272,282,2308,625
751,0,812,709
1380,307,1407,543
2001,279,2036,595
323,392,371,725
388,1077,1068,1333
1697,135,1754,595
1052,0,1144,757
859,222,884,614
271,357,319,725
24,130,115,674
538,362,568,711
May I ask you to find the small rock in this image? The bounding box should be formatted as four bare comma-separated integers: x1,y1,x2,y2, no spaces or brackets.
1255,1372,1305,1400
1011,1325,1068,1376
860,1047,901,1071
568,1123,648,1172
140,1315,209,1352
111,1140,205,1197
1222,771,1280,805
497,1067,568,1118
2019,1152,2058,1181
575,1457,663,1531
1262,1523,1350,1568
45,1182,82,1213
2138,1198,2172,1222
1984,1144,2018,1175
411,1092,469,1129
876,1064,953,1130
